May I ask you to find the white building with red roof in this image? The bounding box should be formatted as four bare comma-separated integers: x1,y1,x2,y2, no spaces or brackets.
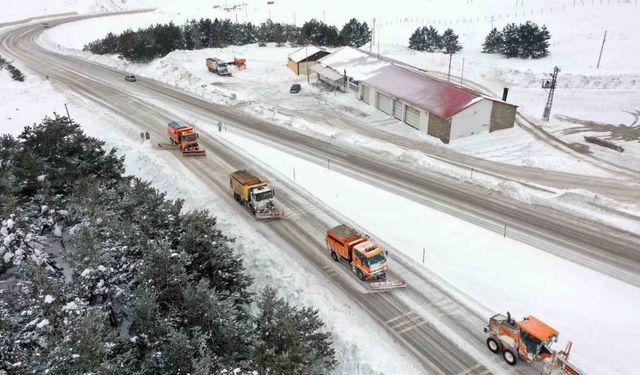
311,47,517,143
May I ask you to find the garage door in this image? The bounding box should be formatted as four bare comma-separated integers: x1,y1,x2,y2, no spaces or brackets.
394,101,404,120
377,92,393,115
362,85,370,104
405,106,420,129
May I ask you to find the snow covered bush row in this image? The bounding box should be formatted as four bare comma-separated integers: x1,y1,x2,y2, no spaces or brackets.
0,116,336,374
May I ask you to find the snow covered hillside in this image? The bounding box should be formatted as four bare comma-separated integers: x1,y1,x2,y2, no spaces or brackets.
0,0,153,23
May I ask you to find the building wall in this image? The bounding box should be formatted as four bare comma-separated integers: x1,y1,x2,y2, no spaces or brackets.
287,59,299,75
489,101,517,132
418,110,429,131
427,115,452,143
299,60,320,75
367,85,378,107
450,99,492,141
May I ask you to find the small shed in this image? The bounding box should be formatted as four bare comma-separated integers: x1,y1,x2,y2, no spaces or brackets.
287,46,331,76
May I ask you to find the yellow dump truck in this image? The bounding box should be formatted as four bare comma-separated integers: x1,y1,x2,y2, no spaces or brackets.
230,170,284,219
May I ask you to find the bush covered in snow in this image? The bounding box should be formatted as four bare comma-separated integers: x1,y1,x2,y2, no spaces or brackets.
0,54,25,82
0,116,336,374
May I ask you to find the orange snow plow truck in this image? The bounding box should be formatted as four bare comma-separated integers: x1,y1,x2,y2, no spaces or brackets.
484,312,582,374
158,120,206,156
325,225,406,291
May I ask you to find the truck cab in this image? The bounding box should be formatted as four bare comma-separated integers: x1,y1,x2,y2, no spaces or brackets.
326,225,389,281
249,185,276,214
217,62,231,76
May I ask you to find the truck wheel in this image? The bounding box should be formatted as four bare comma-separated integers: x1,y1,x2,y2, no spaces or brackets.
502,348,517,366
250,205,256,215
169,137,175,144
330,252,339,262
486,337,501,354
356,269,365,281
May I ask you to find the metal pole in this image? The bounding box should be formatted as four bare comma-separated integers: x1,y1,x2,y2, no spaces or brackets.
306,45,309,83
503,224,507,238
447,53,453,81
460,58,465,85
596,30,607,68
422,248,425,263
293,168,296,181
64,103,72,123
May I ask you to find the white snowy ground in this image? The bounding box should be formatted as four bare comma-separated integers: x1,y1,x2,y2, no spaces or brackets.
217,128,640,375
0,65,423,375
37,30,640,236
0,0,152,23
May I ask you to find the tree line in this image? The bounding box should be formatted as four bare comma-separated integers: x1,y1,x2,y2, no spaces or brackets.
0,116,336,374
84,18,371,63
408,21,550,58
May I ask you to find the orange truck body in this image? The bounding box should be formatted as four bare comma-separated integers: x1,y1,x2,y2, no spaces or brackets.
326,225,388,281
166,121,205,156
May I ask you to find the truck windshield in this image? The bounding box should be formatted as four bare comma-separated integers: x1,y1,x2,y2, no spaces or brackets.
254,190,274,201
366,253,386,267
182,134,197,142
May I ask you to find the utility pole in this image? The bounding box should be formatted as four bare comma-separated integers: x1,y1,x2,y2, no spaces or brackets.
447,53,453,81
460,57,465,85
490,15,495,29
542,66,560,122
597,30,607,68
64,103,72,123
370,18,376,52
306,45,309,83
294,12,296,26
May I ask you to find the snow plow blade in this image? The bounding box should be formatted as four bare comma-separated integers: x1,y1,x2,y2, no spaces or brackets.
369,279,407,291
181,148,206,157
254,208,285,220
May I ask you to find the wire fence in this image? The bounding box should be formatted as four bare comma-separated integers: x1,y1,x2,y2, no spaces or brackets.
376,0,638,28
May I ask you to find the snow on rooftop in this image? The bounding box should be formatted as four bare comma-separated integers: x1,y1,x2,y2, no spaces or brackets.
287,46,325,62
317,46,390,81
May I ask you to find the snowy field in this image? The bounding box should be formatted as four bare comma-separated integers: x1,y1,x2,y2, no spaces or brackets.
217,128,640,375
35,0,640,166
0,66,424,375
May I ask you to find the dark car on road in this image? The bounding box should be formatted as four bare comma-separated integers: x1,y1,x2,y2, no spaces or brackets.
290,83,301,94
125,74,137,82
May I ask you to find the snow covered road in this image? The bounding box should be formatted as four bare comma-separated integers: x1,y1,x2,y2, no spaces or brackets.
3,15,640,374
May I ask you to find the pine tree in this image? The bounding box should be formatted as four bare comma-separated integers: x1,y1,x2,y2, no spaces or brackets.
254,288,336,375
408,27,427,51
441,28,462,54
482,28,503,53
424,26,443,52
530,24,551,59
500,23,520,58
340,18,371,47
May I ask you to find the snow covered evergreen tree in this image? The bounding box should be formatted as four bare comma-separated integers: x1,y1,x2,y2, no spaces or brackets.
408,26,443,52
254,287,336,375
482,27,503,54
441,28,462,54
339,18,371,47
500,23,520,58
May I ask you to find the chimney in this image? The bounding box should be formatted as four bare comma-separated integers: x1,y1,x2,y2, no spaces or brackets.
502,87,509,101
